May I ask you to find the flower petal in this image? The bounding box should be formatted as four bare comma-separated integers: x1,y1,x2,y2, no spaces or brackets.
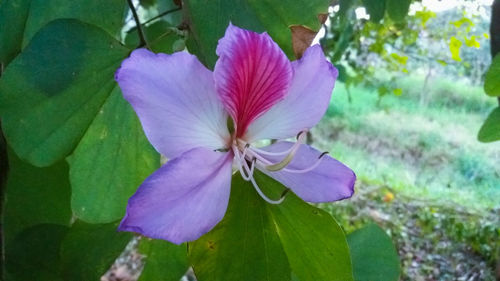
214,23,293,137
118,147,233,244
115,49,230,159
256,141,355,203
244,45,338,142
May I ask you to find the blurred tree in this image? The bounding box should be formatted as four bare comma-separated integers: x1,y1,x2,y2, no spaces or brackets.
321,0,490,101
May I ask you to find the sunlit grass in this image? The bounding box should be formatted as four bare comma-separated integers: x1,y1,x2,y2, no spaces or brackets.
315,77,500,210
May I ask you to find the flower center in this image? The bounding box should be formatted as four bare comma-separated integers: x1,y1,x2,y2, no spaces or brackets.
231,130,328,204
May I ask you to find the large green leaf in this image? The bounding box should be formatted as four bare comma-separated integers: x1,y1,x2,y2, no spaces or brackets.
361,0,385,23
68,87,159,223
0,19,129,167
0,0,126,66
258,172,354,281
3,148,72,245
3,147,71,280
0,19,159,223
347,223,401,281
22,0,126,47
60,220,133,281
0,0,31,65
190,172,353,281
386,0,410,22
478,107,500,143
183,0,330,68
189,174,290,281
138,239,189,281
5,224,69,281
189,173,290,281
484,54,500,97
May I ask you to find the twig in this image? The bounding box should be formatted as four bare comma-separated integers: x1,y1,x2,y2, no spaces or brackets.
126,0,149,49
143,7,182,25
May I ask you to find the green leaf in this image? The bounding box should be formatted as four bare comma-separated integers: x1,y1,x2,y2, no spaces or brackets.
336,64,350,83
386,0,410,22
5,224,69,281
0,19,158,224
0,0,126,66
484,54,500,97
478,107,500,143
183,0,330,68
60,220,133,281
68,87,159,223
258,172,354,281
3,148,72,245
125,20,185,54
189,173,291,281
0,19,130,167
138,239,189,281
361,0,385,23
22,0,126,47
190,172,354,281
141,0,183,28
449,36,462,62
338,0,355,17
347,224,401,281
156,0,183,23
0,0,31,65
464,35,480,48
330,5,355,63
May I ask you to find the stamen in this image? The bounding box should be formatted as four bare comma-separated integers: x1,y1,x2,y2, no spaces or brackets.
249,176,286,204
319,151,329,158
241,143,250,160
232,145,251,181
237,131,307,156
264,139,303,171
282,151,328,174
247,157,256,177
246,147,328,174
234,147,285,204
280,188,290,198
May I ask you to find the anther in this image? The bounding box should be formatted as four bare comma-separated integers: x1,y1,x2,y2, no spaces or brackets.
283,153,326,174
296,131,302,140
280,188,290,199
264,138,304,171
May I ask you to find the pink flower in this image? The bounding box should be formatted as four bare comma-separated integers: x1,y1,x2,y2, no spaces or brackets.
115,23,355,244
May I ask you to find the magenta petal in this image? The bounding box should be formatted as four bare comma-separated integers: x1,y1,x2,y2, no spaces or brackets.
214,23,293,137
115,49,230,159
118,148,233,244
257,141,355,203
245,45,338,142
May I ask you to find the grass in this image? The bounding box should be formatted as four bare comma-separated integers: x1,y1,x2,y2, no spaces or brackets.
313,75,500,210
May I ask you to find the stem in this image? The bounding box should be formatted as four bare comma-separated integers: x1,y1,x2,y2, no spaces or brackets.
126,0,149,48
143,7,182,25
492,0,500,106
